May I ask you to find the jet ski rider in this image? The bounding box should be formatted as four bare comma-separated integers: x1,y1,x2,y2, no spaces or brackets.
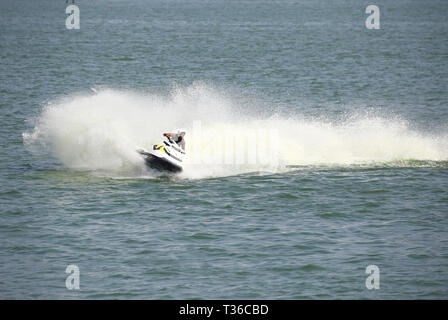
163,129,186,151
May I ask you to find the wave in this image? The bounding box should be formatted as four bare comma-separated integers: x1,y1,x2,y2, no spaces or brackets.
23,83,448,179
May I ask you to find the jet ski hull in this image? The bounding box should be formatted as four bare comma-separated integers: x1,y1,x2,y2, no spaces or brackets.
137,142,184,174
144,153,183,173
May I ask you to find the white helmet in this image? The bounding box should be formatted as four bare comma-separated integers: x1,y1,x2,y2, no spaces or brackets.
176,129,186,135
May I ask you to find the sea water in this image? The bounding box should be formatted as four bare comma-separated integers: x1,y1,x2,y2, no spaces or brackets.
1,0,447,299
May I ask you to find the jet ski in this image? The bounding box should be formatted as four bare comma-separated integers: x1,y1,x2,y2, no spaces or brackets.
137,137,185,173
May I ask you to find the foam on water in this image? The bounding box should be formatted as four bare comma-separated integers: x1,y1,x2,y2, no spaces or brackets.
23,84,448,179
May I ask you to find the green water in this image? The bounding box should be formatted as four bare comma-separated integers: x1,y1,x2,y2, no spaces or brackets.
1,0,447,299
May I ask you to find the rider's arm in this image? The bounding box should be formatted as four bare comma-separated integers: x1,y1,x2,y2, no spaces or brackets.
180,139,185,150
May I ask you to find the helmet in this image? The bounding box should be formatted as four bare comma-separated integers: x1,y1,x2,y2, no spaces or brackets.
176,129,186,135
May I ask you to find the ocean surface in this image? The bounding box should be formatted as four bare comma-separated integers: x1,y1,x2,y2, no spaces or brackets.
1,0,447,299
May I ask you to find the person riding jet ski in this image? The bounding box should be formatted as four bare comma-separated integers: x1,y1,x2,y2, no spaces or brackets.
137,129,186,174
163,129,186,151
